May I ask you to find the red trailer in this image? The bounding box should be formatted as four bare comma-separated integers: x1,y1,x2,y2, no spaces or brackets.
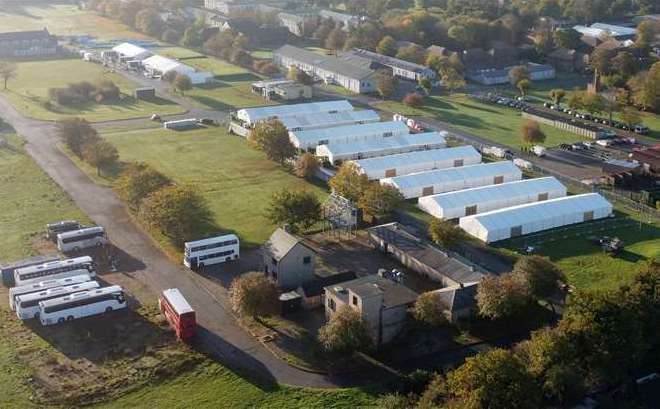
159,288,196,341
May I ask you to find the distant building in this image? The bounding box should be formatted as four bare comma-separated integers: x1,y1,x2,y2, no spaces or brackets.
262,227,316,289
251,79,312,101
573,23,637,48
318,9,359,29
273,45,376,94
488,41,519,67
427,45,450,57
547,48,588,72
0,29,58,58
221,19,289,46
466,63,555,85
324,274,418,346
630,145,660,176
432,282,479,323
296,271,357,309
341,48,437,82
278,12,318,37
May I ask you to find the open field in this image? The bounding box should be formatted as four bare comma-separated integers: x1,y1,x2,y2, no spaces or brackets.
100,126,328,247
1,59,184,122
0,4,149,40
377,94,589,148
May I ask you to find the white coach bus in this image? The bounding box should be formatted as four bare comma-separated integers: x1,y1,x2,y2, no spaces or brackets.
16,281,100,320
39,285,127,326
57,226,108,252
9,273,93,311
14,256,95,287
183,234,240,269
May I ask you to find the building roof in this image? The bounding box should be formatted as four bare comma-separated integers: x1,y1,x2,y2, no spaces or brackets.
237,99,354,124
367,223,485,284
325,274,418,308
0,28,54,41
590,23,637,37
427,45,448,56
468,63,555,79
291,120,409,146
460,193,612,231
318,131,445,158
434,282,479,312
318,9,358,24
382,161,522,191
353,145,478,175
342,48,431,74
418,177,567,213
274,45,375,81
263,228,312,261
548,47,576,60
112,42,151,59
298,271,357,297
143,55,193,74
280,109,380,130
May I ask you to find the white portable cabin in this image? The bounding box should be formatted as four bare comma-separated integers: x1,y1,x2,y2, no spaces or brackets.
381,161,522,199
315,131,447,165
291,121,410,150
280,109,380,132
352,145,481,180
163,118,198,130
459,193,613,243
236,100,354,126
418,177,567,220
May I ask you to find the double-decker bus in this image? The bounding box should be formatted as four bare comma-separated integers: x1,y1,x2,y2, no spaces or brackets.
46,220,81,240
159,288,196,341
14,256,95,287
57,226,107,252
39,285,127,326
183,234,239,269
15,281,100,320
9,273,92,311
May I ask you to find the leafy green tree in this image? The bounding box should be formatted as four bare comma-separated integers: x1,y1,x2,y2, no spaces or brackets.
248,119,296,164
512,256,564,306
611,51,638,79
294,152,319,179
161,28,182,44
553,28,582,50
517,78,532,97
173,73,192,96
581,92,606,115
318,305,372,354
567,90,584,110
476,274,531,319
325,27,346,55
590,45,617,75
57,117,99,157
620,260,660,344
441,68,466,95
627,62,660,111
446,349,542,409
508,65,530,86
419,77,432,95
428,218,463,248
266,189,321,233
521,120,546,145
229,272,278,318
403,92,424,107
134,9,163,37
82,139,119,176
357,182,404,221
140,184,214,246
328,162,370,202
548,89,565,105
288,66,313,85
620,107,642,127
377,35,398,57
117,162,171,210
396,44,427,64
376,69,398,100
181,25,203,48
414,291,447,326
635,20,660,50
0,61,17,90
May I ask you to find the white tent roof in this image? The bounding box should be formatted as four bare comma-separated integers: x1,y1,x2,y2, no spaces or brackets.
461,193,612,232
320,131,445,157
280,109,380,130
143,55,194,74
382,161,521,191
353,145,478,174
112,42,151,59
292,121,409,146
237,100,353,124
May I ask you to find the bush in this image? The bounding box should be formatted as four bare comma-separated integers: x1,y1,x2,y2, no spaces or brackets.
403,92,424,107
117,162,171,210
229,272,278,318
48,80,121,106
318,305,372,354
414,291,448,326
294,152,319,179
57,117,100,157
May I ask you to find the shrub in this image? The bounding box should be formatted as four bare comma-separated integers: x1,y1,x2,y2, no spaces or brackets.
229,272,278,318
403,92,424,107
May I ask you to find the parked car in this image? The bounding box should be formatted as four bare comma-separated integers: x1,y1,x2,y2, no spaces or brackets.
198,118,216,126
543,102,551,108
150,113,161,122
634,125,649,135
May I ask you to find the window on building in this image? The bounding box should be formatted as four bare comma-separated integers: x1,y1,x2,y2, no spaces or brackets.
383,132,393,137
385,169,396,178
465,205,478,216
329,298,335,311
453,159,464,167
303,256,311,265
510,225,523,237
352,295,358,306
583,211,594,221
422,186,434,196
494,175,504,184
538,192,549,201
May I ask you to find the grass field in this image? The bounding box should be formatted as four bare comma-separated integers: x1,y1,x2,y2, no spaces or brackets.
0,4,148,40
101,126,328,247
378,94,589,148
1,59,184,122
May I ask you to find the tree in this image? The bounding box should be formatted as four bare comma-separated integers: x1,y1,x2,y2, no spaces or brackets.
620,107,642,127
476,274,531,319
173,74,192,96
376,69,398,100
357,183,404,221
328,162,370,202
248,119,296,164
512,256,565,302
181,26,203,48
265,189,321,233
57,117,99,157
294,152,319,179
229,272,278,318
140,184,214,245
403,92,424,107
446,349,542,409
288,66,313,86
419,77,432,95
377,35,398,57
441,68,466,95
553,28,582,50
82,139,119,176
508,65,530,86
532,28,554,56
548,89,565,105
117,162,171,210
162,70,178,84
325,27,346,55
636,20,660,50
567,90,585,110
161,28,182,44
627,63,660,112
428,218,463,248
611,51,638,79
231,48,253,67
581,92,606,115
396,44,427,64
414,291,447,326
590,45,617,75
0,61,17,90
521,119,546,145
318,305,371,354
134,9,163,37
516,78,532,97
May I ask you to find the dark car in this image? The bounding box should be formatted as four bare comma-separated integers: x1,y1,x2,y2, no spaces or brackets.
199,118,216,126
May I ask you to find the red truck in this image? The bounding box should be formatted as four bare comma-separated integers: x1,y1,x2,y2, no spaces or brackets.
159,288,196,341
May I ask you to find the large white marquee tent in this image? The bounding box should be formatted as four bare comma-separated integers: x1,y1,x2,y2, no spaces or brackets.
142,55,213,84
381,161,522,199
459,193,613,243
315,131,446,164
280,109,380,132
352,145,481,180
112,42,152,60
291,121,409,150
236,100,354,126
418,177,567,220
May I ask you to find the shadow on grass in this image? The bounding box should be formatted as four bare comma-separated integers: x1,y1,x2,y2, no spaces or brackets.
190,95,233,111
217,73,260,83
196,81,231,90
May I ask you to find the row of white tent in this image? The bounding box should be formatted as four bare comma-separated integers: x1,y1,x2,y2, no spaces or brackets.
111,43,213,85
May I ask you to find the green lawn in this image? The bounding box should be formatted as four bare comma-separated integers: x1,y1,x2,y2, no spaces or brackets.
377,94,589,148
95,362,377,409
156,46,205,60
2,59,184,122
102,126,328,246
